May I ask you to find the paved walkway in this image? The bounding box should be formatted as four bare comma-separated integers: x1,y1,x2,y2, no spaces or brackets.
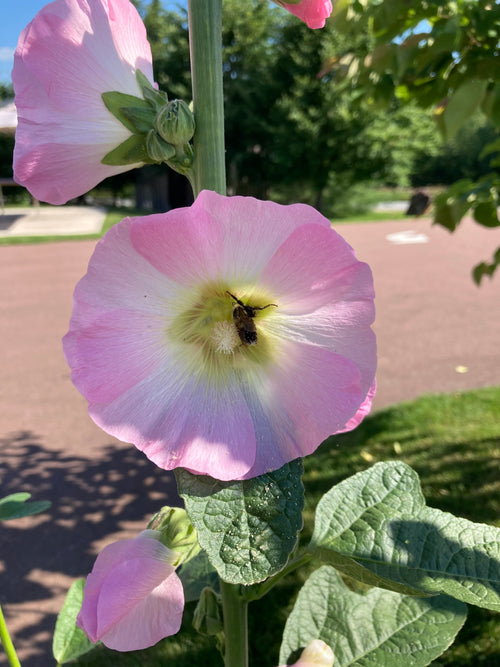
0,205,106,237
0,213,499,665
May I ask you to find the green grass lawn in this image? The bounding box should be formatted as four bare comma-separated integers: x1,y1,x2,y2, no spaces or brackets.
73,386,500,666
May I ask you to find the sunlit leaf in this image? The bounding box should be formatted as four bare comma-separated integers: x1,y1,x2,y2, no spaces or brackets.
310,462,500,611
280,566,467,667
177,460,304,585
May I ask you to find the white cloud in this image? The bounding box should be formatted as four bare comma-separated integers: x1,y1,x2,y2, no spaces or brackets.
0,47,15,62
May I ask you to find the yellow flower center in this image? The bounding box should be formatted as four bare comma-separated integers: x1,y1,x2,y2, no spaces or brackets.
168,284,278,382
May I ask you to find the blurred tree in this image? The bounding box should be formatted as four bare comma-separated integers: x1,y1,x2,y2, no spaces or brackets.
328,0,500,280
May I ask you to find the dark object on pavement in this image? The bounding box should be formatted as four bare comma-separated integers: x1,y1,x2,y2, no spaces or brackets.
406,191,431,216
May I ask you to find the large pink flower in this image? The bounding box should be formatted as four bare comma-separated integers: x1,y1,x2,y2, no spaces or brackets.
278,0,333,29
77,530,184,651
63,190,376,481
13,0,154,205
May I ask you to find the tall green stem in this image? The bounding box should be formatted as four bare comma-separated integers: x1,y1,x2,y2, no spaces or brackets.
188,0,226,196
0,605,21,667
188,3,245,664
219,579,248,667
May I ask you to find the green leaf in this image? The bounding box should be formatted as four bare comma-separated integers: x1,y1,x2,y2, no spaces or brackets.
176,460,304,585
433,185,472,232
178,550,219,603
481,82,500,126
472,245,500,284
53,579,95,664
102,91,152,133
279,566,467,667
435,79,488,141
310,462,500,611
101,134,151,166
0,493,51,521
473,200,499,228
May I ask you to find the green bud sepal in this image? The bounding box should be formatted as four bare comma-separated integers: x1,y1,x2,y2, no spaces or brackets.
101,70,195,184
101,133,154,166
146,130,177,162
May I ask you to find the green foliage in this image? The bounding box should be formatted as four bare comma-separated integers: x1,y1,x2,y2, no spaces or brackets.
135,0,191,101
53,579,95,664
70,387,500,666
0,134,14,177
0,492,50,521
412,115,498,187
176,460,304,585
132,0,451,211
472,246,500,284
280,567,467,667
310,462,500,611
331,0,500,121
0,83,13,100
178,551,219,603
330,0,500,260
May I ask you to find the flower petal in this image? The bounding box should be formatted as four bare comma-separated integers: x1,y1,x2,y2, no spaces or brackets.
89,360,257,480
13,0,154,203
239,342,366,478
130,204,226,286
99,571,184,651
261,222,374,315
196,190,330,284
340,379,377,433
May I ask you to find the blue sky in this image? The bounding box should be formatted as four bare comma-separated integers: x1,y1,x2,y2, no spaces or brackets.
0,0,186,84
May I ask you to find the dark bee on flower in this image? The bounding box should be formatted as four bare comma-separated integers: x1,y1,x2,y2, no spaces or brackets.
226,291,277,346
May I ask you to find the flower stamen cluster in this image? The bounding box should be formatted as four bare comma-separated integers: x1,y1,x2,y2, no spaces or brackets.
169,286,278,374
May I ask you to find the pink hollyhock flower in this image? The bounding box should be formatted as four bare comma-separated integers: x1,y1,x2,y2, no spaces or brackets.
77,530,184,651
63,190,376,481
280,639,335,666
277,0,333,29
13,0,154,205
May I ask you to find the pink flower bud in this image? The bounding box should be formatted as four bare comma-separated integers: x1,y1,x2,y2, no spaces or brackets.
280,639,335,666
77,530,184,651
278,0,333,29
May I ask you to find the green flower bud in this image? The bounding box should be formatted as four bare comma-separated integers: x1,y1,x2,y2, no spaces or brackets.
146,129,176,163
148,506,200,566
193,587,224,637
155,99,195,146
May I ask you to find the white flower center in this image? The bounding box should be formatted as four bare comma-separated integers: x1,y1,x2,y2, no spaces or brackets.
211,321,240,354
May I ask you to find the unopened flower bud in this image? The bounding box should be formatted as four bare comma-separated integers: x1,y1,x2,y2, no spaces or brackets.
193,587,223,637
146,129,176,163
155,99,195,146
279,640,335,667
148,506,200,566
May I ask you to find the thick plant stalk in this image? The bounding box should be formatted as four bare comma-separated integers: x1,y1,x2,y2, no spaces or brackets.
188,2,246,665
188,0,226,196
219,579,249,667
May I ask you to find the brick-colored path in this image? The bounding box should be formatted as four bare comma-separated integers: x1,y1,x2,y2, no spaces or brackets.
0,216,499,665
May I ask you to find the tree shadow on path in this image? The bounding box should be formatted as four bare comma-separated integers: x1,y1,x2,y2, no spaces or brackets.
0,430,181,666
